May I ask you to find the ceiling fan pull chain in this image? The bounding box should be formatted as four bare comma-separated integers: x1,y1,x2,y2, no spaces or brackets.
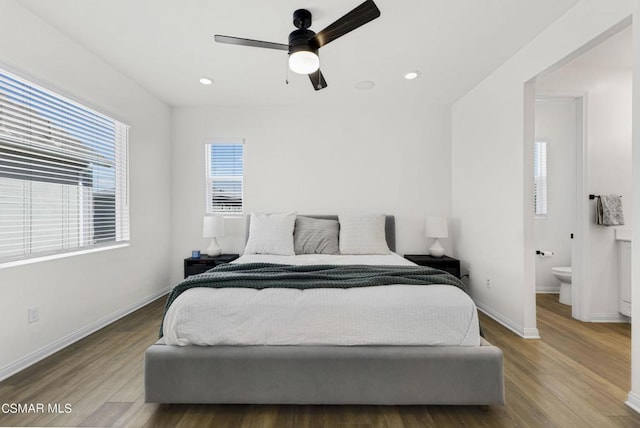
285,58,290,85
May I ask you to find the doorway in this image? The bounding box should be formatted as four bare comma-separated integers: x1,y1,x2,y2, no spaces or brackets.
532,96,583,316
530,25,633,325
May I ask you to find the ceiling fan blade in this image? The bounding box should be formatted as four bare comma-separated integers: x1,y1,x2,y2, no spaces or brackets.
309,69,328,91
214,35,289,51
309,0,380,49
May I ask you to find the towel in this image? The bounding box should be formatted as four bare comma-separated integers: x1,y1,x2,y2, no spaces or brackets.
596,194,624,226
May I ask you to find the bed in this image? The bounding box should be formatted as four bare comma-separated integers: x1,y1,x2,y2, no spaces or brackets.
145,214,504,405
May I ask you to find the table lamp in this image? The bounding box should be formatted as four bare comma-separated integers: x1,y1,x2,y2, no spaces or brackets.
425,216,448,257
203,215,225,256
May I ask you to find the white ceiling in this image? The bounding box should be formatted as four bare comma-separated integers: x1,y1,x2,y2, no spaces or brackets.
20,0,581,107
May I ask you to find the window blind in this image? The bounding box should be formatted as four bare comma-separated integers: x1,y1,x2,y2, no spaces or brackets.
534,141,548,216
206,141,243,214
0,69,129,263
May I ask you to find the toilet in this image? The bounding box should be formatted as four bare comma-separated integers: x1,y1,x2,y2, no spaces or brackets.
552,266,572,305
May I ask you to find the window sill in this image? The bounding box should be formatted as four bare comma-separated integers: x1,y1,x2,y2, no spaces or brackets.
0,243,130,270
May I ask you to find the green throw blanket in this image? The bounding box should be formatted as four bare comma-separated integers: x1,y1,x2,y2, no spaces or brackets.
160,263,469,338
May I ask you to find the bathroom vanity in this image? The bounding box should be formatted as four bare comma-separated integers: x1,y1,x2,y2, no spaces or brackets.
616,230,632,317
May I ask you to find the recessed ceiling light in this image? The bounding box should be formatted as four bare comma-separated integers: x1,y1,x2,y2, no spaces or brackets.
199,77,213,85
355,80,375,91
404,71,420,80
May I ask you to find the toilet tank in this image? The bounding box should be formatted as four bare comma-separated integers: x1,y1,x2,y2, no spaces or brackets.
617,239,631,317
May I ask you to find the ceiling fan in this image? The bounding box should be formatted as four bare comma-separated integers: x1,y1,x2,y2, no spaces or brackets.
214,0,381,91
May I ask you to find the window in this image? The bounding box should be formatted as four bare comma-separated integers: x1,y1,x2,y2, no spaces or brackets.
534,140,548,217
205,140,243,214
0,69,129,263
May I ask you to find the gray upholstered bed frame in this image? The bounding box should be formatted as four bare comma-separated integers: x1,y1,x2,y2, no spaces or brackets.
145,215,504,405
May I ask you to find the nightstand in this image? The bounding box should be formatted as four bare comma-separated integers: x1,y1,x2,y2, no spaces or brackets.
184,254,239,278
404,254,461,278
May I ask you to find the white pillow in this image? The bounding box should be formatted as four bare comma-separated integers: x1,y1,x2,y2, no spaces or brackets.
339,214,391,255
244,212,297,255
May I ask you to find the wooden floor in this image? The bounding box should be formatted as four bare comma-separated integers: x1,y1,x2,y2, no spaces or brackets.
1,293,639,427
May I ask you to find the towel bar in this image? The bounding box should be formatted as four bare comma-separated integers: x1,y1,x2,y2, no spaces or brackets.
589,194,622,200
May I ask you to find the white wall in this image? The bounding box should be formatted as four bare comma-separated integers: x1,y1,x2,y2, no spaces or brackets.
0,1,172,378
537,67,633,319
534,99,576,293
630,1,640,411
452,0,640,412
170,103,452,284
451,0,635,338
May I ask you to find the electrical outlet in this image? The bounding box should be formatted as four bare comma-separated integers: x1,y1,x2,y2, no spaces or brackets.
467,264,472,277
485,278,491,288
28,306,39,323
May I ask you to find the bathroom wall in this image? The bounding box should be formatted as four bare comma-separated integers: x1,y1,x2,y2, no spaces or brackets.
534,98,576,293
536,35,633,319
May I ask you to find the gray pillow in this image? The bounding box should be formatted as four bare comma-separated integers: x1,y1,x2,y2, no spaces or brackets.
294,216,340,255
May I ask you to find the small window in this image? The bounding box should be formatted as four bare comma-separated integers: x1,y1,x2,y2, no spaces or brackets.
534,140,548,217
0,68,129,263
205,140,243,215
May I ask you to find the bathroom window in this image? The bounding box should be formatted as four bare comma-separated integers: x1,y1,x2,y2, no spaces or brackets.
534,140,548,217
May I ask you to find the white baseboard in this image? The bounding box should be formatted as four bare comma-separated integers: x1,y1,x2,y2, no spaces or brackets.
536,288,560,294
0,286,171,382
626,391,640,414
522,327,542,339
475,300,540,339
591,312,629,323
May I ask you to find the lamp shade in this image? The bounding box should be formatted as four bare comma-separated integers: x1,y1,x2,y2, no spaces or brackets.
425,216,448,239
203,215,225,238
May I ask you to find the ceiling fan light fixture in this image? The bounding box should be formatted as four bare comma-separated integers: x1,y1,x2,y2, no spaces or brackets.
214,1,381,89
289,50,320,74
199,77,214,85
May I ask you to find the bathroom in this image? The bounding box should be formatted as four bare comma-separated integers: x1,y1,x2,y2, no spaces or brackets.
534,26,633,322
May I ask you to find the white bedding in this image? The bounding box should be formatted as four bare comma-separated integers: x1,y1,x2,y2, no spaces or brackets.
162,253,481,347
